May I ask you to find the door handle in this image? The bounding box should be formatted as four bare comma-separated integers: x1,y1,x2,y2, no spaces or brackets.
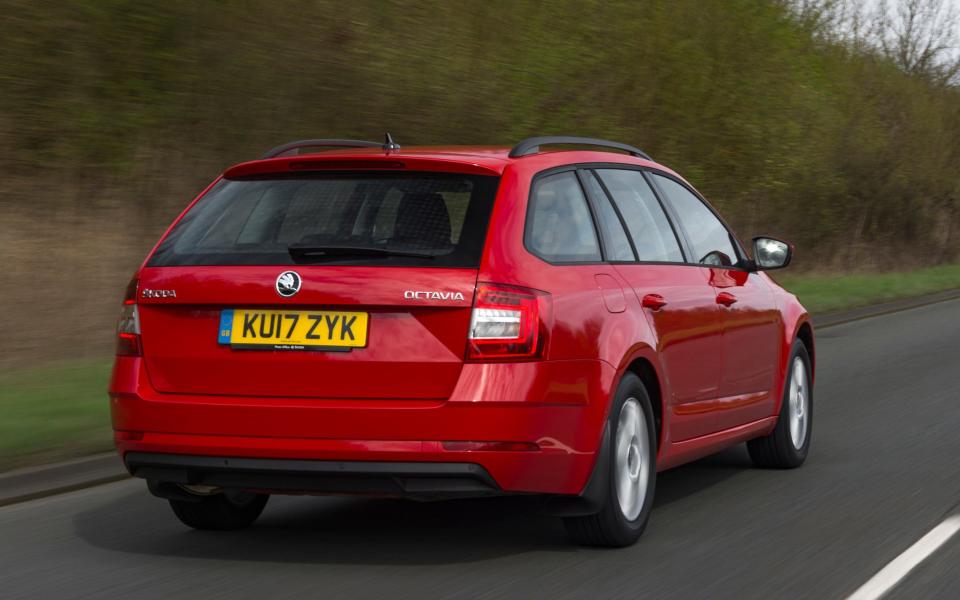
716,291,738,307
641,293,668,311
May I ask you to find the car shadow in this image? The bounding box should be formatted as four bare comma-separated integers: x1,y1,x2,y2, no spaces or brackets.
653,445,753,508
72,446,750,566
74,492,572,566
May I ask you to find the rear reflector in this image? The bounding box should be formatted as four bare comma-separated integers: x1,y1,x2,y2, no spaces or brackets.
467,283,550,361
116,332,141,357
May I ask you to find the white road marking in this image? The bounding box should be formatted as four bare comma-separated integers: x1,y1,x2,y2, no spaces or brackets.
847,514,960,600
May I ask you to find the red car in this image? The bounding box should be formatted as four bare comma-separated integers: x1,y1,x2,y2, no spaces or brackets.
111,135,814,546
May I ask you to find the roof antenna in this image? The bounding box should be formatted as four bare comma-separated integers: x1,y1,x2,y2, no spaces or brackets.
383,132,401,153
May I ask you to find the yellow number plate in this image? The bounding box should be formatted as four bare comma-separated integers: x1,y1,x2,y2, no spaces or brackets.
218,309,368,350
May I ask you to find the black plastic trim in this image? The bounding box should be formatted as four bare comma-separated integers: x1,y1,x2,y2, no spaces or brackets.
574,169,610,261
583,168,641,262
126,453,501,500
509,136,652,160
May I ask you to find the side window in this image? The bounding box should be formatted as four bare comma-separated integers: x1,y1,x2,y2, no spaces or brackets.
595,169,684,263
581,171,635,261
526,171,602,262
651,174,738,267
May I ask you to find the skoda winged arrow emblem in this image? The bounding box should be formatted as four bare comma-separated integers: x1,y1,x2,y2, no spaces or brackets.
275,271,302,297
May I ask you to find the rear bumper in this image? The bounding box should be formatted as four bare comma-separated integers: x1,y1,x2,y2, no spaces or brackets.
126,453,499,500
110,356,616,495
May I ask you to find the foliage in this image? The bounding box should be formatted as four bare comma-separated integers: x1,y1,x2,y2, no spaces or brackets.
0,0,959,367
1,0,959,264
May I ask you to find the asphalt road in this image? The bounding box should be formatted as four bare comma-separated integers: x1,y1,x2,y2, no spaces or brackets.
3,299,960,599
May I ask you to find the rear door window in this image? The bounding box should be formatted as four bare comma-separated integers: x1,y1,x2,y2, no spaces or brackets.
525,171,602,263
148,173,499,267
595,169,684,263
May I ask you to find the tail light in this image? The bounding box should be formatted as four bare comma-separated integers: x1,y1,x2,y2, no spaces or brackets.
467,283,550,361
116,278,141,356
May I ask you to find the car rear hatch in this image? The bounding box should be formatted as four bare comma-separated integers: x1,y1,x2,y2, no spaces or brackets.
137,167,500,399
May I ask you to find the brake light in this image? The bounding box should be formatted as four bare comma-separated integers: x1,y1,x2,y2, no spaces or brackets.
116,278,141,356
467,283,550,360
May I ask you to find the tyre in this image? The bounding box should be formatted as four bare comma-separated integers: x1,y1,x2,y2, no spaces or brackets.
747,339,812,469
169,490,269,531
564,373,657,547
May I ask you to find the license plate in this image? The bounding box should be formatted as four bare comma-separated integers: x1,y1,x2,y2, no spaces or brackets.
218,309,368,351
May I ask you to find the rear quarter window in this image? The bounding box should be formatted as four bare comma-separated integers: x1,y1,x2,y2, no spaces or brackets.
525,171,602,263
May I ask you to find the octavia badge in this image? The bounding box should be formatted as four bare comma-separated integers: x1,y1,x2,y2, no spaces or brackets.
275,271,302,297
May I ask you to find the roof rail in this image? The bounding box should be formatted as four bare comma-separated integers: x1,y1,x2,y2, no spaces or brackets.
508,136,651,160
261,134,402,159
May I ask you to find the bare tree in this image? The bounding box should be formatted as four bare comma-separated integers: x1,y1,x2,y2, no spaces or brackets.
782,0,854,38
781,0,885,55
870,0,960,84
783,0,960,84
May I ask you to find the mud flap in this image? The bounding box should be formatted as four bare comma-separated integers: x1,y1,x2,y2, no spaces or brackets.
543,422,611,517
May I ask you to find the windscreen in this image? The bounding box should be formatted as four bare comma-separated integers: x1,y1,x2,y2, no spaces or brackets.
148,172,499,267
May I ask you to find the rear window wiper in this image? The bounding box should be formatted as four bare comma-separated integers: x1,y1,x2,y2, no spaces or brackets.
287,243,437,261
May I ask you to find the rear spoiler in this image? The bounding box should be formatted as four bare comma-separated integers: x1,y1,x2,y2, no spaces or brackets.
224,154,502,178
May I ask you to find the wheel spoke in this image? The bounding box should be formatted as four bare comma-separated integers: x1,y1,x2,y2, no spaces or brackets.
788,357,808,449
615,397,649,521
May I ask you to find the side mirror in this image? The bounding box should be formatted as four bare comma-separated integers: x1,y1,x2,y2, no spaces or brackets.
752,237,792,270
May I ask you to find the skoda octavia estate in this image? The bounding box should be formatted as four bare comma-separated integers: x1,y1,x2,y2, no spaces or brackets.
111,135,814,546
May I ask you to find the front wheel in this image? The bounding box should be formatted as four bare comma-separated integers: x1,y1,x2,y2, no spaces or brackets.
169,490,269,530
747,340,813,468
564,373,657,547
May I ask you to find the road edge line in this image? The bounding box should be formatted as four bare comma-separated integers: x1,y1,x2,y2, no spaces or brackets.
846,514,960,600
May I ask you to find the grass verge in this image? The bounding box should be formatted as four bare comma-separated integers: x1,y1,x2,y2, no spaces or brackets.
775,264,960,314
0,360,113,472
2,264,960,473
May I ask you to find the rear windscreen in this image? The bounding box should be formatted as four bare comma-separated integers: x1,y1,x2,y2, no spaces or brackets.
148,172,500,267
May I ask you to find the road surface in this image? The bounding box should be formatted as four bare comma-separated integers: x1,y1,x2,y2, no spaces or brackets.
3,299,960,599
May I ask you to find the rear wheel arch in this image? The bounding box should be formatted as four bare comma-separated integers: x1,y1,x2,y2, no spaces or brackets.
547,352,664,519
622,357,664,454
